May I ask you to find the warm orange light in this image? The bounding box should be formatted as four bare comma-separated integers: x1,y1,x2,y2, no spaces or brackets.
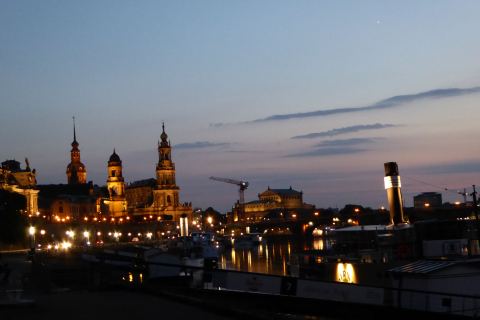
336,263,357,284
424,203,430,207
354,208,360,213
314,212,319,216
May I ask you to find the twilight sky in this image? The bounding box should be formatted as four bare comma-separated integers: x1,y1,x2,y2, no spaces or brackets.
1,1,480,211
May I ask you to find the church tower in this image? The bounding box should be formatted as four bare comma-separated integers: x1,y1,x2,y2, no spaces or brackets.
154,123,180,207
66,117,87,184
151,123,192,221
105,149,127,217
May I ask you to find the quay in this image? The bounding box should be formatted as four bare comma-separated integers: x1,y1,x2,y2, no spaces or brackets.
2,245,477,320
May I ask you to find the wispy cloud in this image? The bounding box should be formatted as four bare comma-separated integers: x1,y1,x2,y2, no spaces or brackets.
292,123,396,139
410,160,480,175
314,137,377,147
174,141,230,149
287,137,378,158
286,147,367,158
237,86,480,124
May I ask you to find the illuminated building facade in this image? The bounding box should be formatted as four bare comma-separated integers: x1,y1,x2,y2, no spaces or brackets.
233,186,314,222
103,150,127,217
125,178,156,208
126,124,192,222
37,183,99,221
0,159,39,215
31,121,192,224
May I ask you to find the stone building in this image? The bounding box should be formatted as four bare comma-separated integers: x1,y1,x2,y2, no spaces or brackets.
0,159,39,215
232,186,315,222
125,124,192,222
125,178,156,209
38,183,98,221
38,120,100,221
103,150,127,217
413,192,443,208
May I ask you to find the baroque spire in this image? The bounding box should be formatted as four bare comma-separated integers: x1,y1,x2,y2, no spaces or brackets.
160,121,169,146
71,116,79,148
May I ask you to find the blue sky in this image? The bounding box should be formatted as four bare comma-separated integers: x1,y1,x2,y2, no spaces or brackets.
1,1,480,211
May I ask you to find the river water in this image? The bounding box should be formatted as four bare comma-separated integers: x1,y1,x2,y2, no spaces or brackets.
218,238,332,276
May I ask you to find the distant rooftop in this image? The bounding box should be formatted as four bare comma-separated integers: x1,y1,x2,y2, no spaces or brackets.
262,186,302,196
333,224,413,232
127,178,156,188
389,260,459,274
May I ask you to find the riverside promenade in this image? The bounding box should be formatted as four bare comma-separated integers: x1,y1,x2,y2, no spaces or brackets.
0,251,236,320
0,250,280,320
2,290,233,320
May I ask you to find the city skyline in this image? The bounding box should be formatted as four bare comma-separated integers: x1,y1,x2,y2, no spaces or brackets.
1,1,480,211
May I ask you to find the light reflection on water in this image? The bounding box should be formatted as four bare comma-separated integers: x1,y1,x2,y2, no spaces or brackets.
219,238,362,286
219,238,331,276
313,238,324,251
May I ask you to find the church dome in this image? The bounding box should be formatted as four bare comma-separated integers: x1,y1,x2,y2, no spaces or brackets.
160,130,168,141
109,149,121,164
160,122,169,145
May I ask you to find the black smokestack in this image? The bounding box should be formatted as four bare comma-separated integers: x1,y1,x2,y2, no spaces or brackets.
384,162,407,225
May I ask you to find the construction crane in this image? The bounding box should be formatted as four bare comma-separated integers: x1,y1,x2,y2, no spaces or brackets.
209,176,249,207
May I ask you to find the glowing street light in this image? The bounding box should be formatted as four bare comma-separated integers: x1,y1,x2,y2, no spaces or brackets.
83,231,90,245
61,241,72,250
28,226,36,257
66,230,75,240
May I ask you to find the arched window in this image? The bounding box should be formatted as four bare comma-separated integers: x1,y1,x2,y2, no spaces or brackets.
167,195,172,205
